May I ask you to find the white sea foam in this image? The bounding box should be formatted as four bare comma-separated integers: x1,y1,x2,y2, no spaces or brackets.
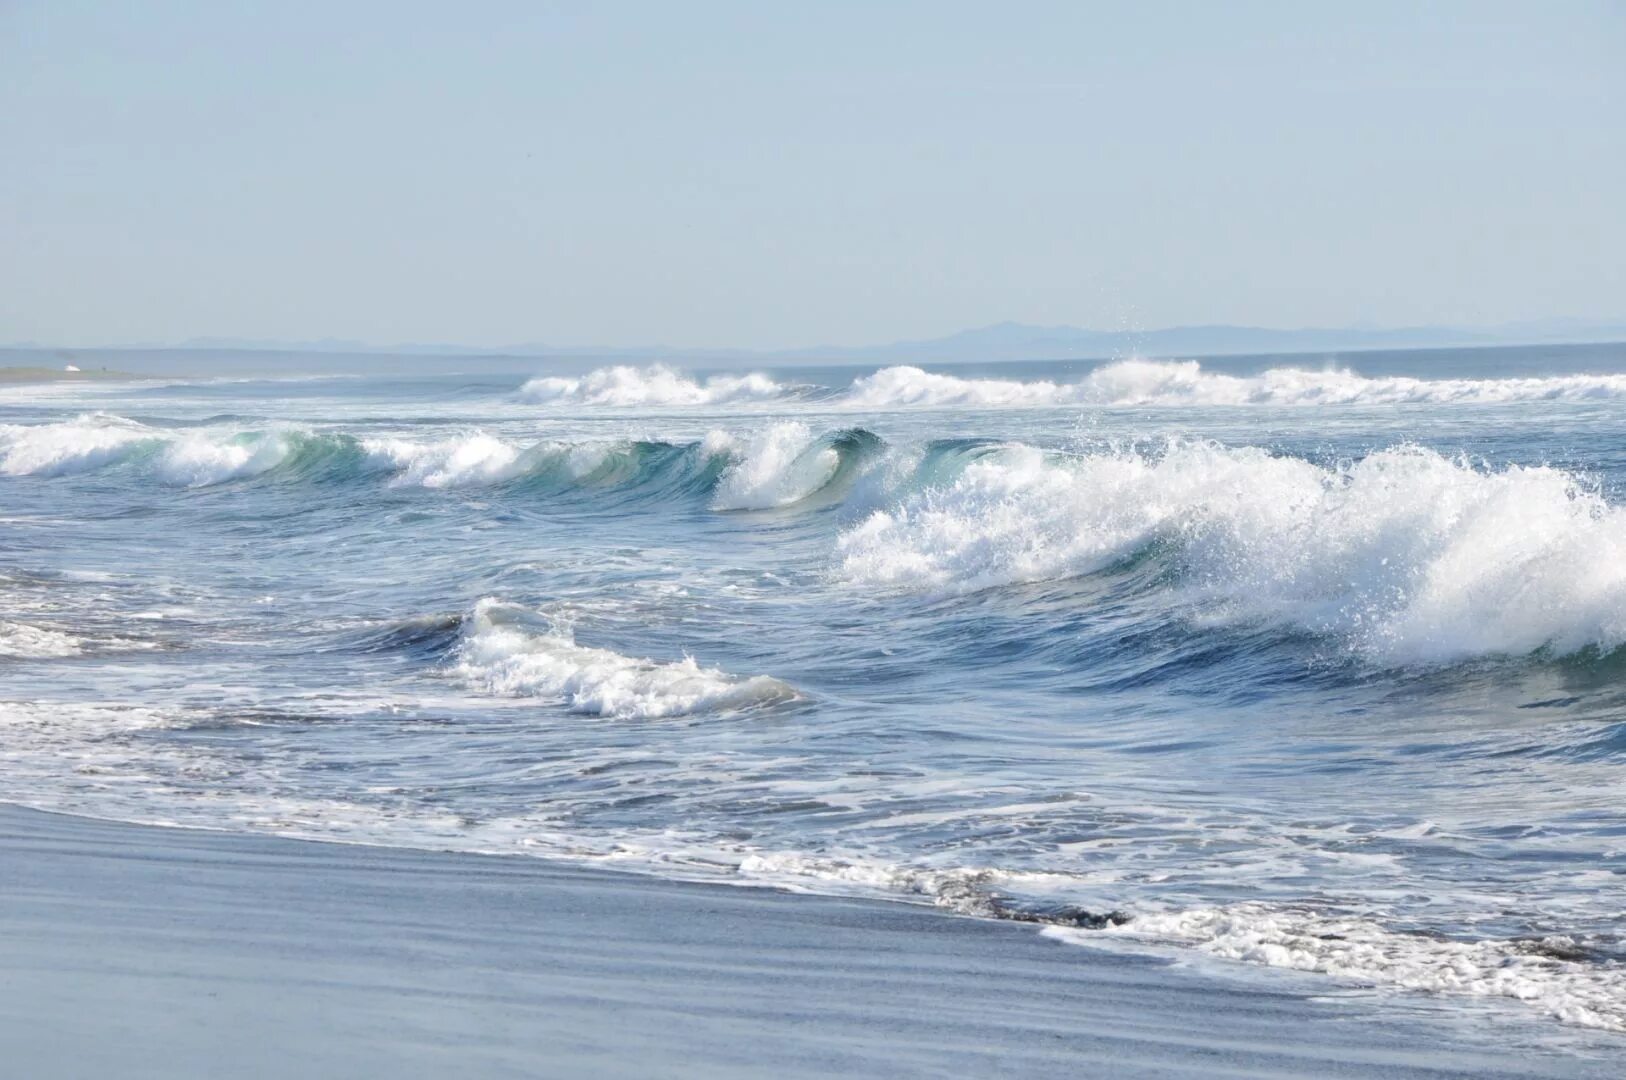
0,621,85,658
1051,904,1626,1031
363,433,528,488
0,415,305,484
837,441,1626,663
513,360,1626,411
363,435,661,489
709,423,840,510
154,429,303,487
842,360,1626,409
734,850,1108,914
519,364,788,407
452,598,795,718
846,366,1078,407
0,414,159,476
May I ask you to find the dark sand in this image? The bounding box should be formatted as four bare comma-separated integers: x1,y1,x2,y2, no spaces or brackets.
0,806,1615,1078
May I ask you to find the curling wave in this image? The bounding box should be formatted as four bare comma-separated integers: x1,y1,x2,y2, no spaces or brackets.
0,415,883,509
837,440,1626,664
362,434,531,488
0,415,350,487
0,414,163,477
365,433,733,496
708,423,883,510
451,598,797,718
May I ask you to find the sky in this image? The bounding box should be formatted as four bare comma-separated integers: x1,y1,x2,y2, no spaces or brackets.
2,1,1623,350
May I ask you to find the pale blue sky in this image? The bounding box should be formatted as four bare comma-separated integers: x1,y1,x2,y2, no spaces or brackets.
3,1,1623,349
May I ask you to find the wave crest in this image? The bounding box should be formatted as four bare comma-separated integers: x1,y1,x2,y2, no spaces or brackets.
708,424,881,510
156,428,309,487
511,360,1626,411
845,360,1626,408
362,434,529,488
837,440,1626,664
0,416,328,486
0,414,160,477
451,599,797,718
518,364,789,407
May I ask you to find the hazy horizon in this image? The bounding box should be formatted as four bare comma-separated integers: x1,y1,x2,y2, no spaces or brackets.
7,315,1626,364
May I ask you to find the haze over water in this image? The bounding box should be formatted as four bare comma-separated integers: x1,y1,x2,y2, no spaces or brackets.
4,341,1626,1033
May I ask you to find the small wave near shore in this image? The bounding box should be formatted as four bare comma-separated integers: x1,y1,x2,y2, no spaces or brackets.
451,598,797,718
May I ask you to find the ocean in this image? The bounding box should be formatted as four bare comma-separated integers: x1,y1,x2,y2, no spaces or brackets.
3,342,1625,1032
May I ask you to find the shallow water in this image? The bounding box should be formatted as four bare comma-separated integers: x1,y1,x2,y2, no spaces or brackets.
4,342,1626,1031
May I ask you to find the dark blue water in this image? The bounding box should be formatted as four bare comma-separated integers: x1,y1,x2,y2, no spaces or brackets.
3,343,1625,1032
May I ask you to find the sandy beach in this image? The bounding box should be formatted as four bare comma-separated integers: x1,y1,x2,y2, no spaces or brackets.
0,804,1615,1079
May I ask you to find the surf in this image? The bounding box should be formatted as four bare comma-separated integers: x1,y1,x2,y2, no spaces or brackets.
835,439,1626,665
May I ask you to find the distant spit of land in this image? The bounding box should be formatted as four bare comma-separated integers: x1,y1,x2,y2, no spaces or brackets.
0,366,147,384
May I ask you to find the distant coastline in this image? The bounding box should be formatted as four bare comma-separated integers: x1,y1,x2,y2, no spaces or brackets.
7,318,1626,368
0,365,147,384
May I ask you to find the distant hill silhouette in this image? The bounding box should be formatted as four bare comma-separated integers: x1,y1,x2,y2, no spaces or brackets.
12,318,1626,363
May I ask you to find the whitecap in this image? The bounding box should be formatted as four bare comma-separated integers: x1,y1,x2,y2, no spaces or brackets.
836,440,1626,664
0,414,159,476
519,364,788,407
0,621,85,658
451,598,796,718
841,360,1626,409
709,422,842,510
363,433,529,488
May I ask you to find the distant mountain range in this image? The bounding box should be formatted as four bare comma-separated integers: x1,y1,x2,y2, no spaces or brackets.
10,318,1626,365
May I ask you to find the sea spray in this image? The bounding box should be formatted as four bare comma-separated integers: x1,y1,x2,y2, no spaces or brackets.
836,440,1626,663
518,364,790,407
451,598,797,718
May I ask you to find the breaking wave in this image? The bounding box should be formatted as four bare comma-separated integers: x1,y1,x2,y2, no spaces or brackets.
9,417,1626,667
845,360,1626,408
0,619,159,659
511,360,1626,411
154,428,315,486
450,598,797,718
836,440,1626,665
0,415,885,511
517,364,794,407
708,423,883,510
0,415,350,487
0,414,163,477
362,434,531,488
0,620,86,658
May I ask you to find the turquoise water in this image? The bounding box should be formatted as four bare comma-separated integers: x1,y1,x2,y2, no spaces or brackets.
4,342,1626,1030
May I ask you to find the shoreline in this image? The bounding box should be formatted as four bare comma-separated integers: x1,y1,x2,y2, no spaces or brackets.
1,804,1616,1078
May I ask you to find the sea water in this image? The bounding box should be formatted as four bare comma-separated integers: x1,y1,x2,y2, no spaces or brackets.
4,342,1626,1031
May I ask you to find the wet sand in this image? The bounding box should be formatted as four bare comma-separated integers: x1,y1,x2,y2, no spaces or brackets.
0,805,1614,1078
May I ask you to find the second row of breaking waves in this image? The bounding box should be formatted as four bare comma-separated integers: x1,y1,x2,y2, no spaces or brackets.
6,412,1626,667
